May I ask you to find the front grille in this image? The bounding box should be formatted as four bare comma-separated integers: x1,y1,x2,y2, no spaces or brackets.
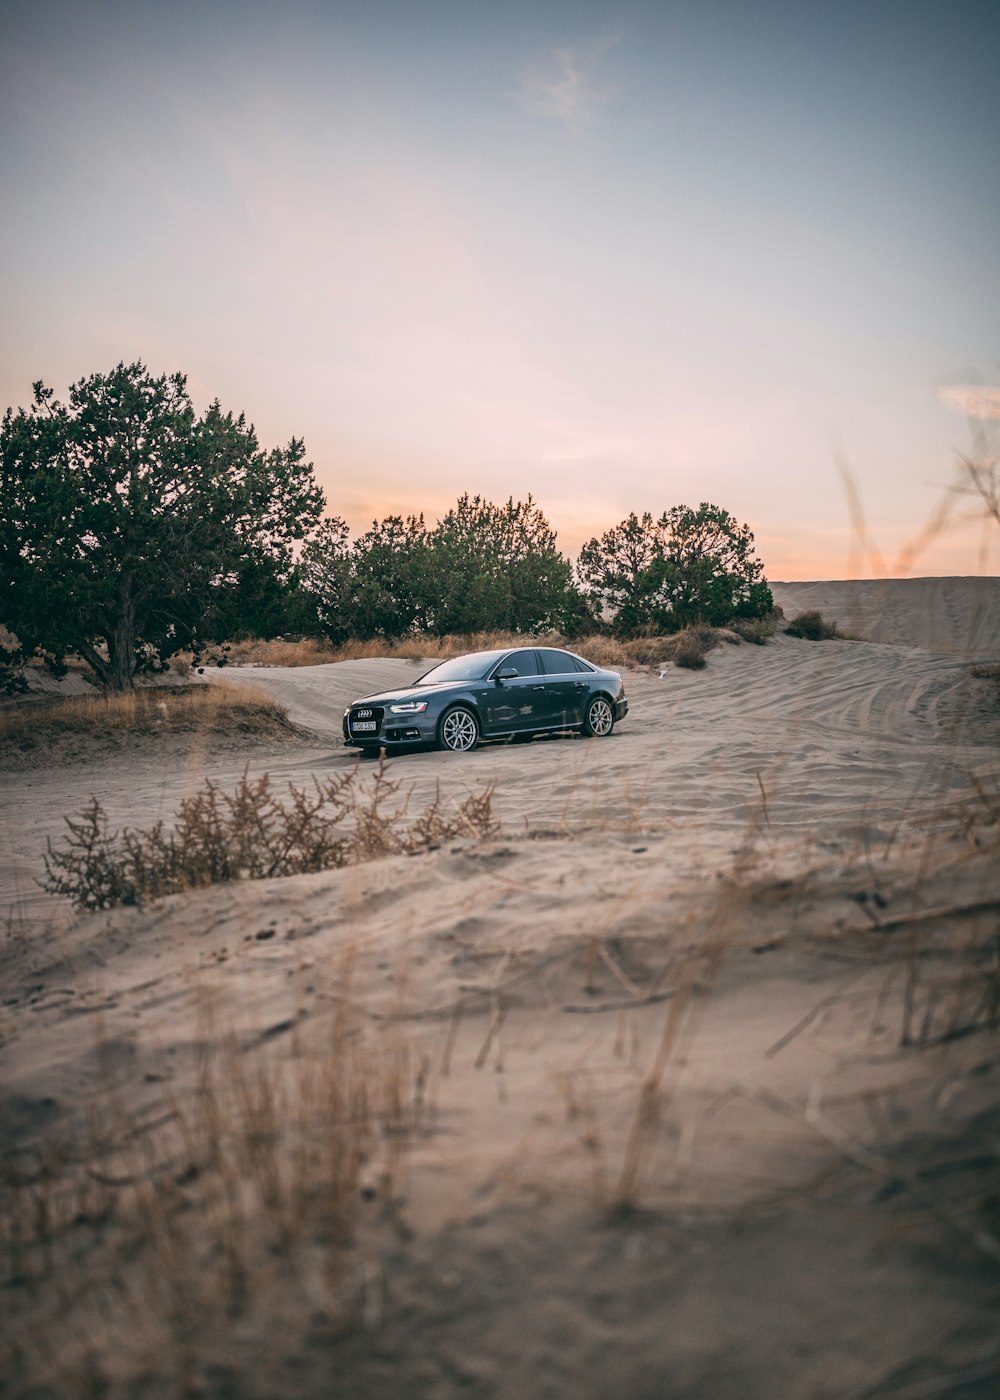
348,705,385,735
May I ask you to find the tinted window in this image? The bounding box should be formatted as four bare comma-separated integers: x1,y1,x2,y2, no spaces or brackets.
418,651,508,684
571,656,595,673
539,649,576,675
494,649,539,677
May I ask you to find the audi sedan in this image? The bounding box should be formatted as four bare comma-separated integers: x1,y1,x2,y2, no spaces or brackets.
343,646,629,754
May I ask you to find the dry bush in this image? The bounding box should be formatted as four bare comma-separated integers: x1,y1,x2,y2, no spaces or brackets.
731,616,775,644
0,992,422,1396
577,627,737,671
570,633,630,669
43,760,501,909
784,609,843,640
672,628,709,669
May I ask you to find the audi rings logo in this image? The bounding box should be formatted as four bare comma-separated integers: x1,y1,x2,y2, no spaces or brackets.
356,708,373,718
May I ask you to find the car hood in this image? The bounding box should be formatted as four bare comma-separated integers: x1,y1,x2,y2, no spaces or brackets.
348,681,467,705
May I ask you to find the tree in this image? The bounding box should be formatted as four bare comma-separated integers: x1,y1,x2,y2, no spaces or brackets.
577,503,771,634
654,503,772,628
576,512,665,635
424,494,581,635
350,514,429,638
298,517,355,643
299,513,429,642
0,362,324,689
300,494,586,641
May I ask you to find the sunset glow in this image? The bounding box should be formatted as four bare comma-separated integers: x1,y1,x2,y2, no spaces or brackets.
2,0,998,579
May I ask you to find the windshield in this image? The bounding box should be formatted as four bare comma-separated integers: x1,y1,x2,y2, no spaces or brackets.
416,651,509,685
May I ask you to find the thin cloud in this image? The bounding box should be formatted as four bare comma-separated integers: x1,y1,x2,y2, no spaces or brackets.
514,36,619,130
937,384,1000,419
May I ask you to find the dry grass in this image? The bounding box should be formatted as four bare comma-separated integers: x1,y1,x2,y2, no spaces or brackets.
0,987,423,1396
0,681,288,747
212,632,539,668
43,759,501,909
202,627,755,673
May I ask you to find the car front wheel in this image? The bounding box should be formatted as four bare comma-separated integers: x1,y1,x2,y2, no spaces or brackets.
582,696,615,738
438,706,479,753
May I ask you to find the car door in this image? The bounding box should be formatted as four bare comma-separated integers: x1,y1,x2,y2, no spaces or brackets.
537,648,589,727
484,649,545,733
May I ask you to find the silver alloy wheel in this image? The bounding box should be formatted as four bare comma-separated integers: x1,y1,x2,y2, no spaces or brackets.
587,697,614,736
440,707,478,752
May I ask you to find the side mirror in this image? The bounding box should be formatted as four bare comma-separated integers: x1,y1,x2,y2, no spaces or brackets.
494,667,518,683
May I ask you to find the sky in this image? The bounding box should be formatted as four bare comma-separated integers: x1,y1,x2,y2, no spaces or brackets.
2,0,998,579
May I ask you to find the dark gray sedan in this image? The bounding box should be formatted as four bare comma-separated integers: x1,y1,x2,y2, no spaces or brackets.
342,646,629,754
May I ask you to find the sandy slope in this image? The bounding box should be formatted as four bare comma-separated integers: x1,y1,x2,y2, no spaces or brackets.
2,625,999,1398
772,576,1000,654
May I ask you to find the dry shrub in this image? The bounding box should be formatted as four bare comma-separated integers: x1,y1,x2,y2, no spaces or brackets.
43,760,501,909
672,628,709,669
731,616,775,645
784,609,843,640
571,633,630,669
578,628,735,671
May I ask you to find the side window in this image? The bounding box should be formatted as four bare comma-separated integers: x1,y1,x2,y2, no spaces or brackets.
539,649,573,675
571,656,594,673
501,649,540,677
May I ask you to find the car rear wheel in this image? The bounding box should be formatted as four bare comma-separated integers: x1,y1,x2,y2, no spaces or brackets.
438,706,479,753
582,696,614,738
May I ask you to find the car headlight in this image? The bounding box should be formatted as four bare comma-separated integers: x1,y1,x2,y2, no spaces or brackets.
389,701,428,714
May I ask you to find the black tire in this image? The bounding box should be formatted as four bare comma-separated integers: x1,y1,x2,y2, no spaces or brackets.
582,694,615,738
438,706,479,753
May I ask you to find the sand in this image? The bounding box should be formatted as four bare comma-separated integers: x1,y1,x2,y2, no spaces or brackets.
1,583,999,1399
772,576,1000,655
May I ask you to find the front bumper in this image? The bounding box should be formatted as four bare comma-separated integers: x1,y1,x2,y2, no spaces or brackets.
342,709,437,750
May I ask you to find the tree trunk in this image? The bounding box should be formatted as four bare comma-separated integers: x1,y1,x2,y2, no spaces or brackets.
105,583,137,692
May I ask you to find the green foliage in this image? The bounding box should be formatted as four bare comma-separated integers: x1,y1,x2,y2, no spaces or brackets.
0,363,324,689
425,494,579,635
577,503,772,635
301,494,588,640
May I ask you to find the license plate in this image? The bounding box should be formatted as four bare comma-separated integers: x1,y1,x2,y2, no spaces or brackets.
351,720,377,732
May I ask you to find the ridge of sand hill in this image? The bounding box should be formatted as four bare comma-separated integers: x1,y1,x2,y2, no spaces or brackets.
771,575,1000,655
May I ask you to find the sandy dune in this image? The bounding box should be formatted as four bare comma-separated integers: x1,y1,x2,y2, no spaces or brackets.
772,575,1000,654
2,617,999,1398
